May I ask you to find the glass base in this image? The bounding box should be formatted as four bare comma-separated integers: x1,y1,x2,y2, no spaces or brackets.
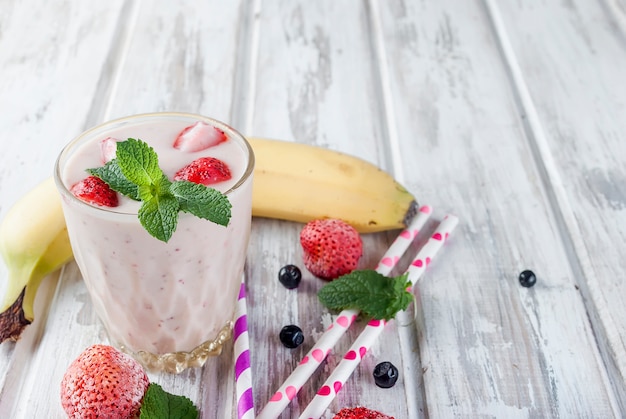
119,321,233,374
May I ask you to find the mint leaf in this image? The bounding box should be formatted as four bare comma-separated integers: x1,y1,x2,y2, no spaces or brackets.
140,383,198,419
169,181,232,227
87,160,140,200
318,270,412,320
138,193,180,242
137,174,172,202
116,138,163,186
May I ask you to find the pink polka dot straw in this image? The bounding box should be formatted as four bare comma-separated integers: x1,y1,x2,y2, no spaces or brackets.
299,214,459,419
257,206,437,419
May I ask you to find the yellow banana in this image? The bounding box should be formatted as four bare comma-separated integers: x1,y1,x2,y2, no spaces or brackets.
0,178,73,341
248,138,417,232
0,138,416,341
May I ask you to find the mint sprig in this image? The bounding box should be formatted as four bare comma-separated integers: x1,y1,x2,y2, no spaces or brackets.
139,383,198,419
87,138,232,242
317,270,413,320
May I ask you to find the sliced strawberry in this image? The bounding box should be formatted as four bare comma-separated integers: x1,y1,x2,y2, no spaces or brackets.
174,157,232,185
300,219,363,280
70,176,119,207
173,121,227,152
100,136,119,163
333,407,395,419
60,344,150,418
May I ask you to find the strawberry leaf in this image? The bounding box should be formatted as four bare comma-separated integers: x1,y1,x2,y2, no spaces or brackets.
169,181,232,227
139,383,198,419
317,270,412,320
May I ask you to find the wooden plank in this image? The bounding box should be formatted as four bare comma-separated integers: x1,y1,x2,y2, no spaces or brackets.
0,0,127,214
492,0,626,411
1,0,623,418
375,0,619,417
247,1,417,417
100,0,247,124
0,0,127,416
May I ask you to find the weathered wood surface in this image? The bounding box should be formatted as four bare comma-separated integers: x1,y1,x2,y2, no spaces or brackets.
0,0,624,418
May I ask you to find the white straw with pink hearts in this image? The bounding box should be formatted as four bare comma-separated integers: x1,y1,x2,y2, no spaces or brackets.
234,279,255,419
298,214,459,419
257,206,433,419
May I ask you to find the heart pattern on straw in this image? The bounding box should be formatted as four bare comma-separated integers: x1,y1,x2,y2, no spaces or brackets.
318,385,332,396
337,315,350,327
285,386,297,400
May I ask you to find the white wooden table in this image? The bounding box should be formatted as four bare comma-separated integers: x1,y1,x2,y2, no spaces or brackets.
1,0,625,417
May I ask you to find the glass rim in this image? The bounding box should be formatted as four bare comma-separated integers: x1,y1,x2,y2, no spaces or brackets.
53,112,255,217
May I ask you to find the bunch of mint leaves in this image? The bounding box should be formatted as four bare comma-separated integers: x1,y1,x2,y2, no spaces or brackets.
88,138,231,242
318,270,413,320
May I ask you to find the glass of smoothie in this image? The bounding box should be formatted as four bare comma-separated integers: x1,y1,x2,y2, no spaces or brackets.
54,112,254,373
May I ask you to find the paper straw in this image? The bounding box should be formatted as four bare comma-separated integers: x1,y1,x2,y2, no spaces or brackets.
234,279,255,419
257,206,433,419
299,214,459,419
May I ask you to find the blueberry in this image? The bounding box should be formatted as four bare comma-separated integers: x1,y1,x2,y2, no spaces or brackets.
279,325,304,348
278,265,302,289
519,270,537,288
373,361,399,388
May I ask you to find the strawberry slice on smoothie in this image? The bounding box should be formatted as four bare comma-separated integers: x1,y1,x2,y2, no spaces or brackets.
174,157,232,186
173,121,227,152
99,136,119,163
70,175,119,207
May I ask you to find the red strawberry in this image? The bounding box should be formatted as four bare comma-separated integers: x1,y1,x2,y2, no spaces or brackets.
70,176,119,207
333,407,395,419
173,121,227,152
300,219,363,280
99,136,119,163
60,344,150,418
174,157,232,185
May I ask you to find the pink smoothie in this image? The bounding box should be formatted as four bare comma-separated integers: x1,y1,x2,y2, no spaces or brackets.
55,113,254,361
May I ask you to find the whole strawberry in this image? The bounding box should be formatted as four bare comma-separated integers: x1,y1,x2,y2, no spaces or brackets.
60,344,149,418
334,407,395,419
300,218,363,280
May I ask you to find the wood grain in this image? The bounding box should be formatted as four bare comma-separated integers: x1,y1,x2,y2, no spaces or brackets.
493,0,626,411
0,0,624,418
377,0,621,416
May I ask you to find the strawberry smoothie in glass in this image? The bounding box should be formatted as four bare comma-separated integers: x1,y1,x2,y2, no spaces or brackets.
54,112,254,373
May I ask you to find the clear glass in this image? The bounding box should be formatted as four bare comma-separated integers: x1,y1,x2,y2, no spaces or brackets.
54,112,254,373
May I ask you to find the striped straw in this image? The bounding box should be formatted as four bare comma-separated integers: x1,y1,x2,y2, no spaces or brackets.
234,279,255,419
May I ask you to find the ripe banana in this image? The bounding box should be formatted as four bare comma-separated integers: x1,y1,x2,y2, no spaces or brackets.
0,177,73,342
249,138,417,232
0,137,416,342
